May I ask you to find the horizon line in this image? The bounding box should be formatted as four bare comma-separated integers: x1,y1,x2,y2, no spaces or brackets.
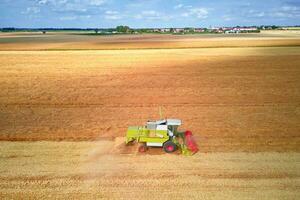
1,25,300,30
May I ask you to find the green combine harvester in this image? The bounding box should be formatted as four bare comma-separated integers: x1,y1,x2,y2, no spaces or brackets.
125,119,198,155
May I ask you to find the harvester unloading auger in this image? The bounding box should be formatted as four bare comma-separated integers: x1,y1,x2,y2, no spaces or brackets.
125,119,198,155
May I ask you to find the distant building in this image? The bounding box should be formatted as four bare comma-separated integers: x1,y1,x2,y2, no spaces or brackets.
233,27,258,32
208,27,223,33
224,27,259,34
225,30,239,34
160,28,170,32
194,28,205,33
173,28,184,33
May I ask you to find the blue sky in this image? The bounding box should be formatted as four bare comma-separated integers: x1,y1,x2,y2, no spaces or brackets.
1,0,300,28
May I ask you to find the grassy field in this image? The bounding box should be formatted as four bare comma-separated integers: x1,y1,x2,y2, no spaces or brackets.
0,31,299,199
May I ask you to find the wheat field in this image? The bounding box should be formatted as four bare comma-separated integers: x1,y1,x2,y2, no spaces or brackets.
0,141,299,199
0,32,299,199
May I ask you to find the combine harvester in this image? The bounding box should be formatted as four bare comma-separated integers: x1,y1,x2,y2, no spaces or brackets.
125,119,198,155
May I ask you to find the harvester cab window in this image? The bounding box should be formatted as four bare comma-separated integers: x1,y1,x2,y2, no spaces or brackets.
146,123,156,130
168,125,174,132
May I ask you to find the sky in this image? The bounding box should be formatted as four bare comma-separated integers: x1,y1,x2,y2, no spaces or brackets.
0,0,300,28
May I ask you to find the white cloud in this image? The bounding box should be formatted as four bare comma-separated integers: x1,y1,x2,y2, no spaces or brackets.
246,5,300,19
135,10,172,21
59,16,77,20
22,7,40,14
247,10,266,18
282,6,300,12
271,12,296,18
134,14,143,19
185,5,193,9
275,5,300,17
59,15,91,20
174,4,183,9
142,10,158,15
36,0,106,12
54,2,87,12
104,10,123,20
181,8,209,19
243,5,300,19
37,0,105,6
104,15,122,20
37,0,68,5
255,12,265,17
181,13,189,17
82,15,91,19
135,10,159,19
105,10,118,15
37,0,49,4
89,0,106,6
223,15,233,21
174,4,193,10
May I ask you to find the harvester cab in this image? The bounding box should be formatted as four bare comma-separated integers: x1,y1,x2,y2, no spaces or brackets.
125,119,198,155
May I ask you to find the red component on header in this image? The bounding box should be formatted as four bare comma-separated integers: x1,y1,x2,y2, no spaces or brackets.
184,130,199,153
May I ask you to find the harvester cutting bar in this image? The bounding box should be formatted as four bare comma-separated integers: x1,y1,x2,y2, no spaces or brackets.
184,131,199,154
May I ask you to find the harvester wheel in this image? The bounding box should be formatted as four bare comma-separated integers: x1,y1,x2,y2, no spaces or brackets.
138,143,148,153
163,141,177,153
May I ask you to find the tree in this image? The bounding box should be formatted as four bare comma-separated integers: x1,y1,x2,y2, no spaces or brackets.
116,25,131,33
184,27,195,33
